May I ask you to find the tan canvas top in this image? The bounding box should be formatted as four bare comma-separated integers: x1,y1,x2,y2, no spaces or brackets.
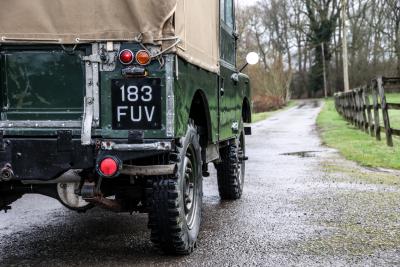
0,0,220,73
0,0,177,44
175,0,220,73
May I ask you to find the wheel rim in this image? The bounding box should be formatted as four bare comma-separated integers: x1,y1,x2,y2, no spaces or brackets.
183,145,198,229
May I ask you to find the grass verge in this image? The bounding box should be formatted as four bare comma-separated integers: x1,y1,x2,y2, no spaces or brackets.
252,100,296,123
317,99,400,170
386,93,400,129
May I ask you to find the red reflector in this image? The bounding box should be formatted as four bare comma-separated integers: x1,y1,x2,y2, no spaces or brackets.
99,158,119,177
119,49,134,65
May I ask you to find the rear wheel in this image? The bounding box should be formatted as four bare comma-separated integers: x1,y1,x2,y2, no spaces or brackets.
215,130,246,200
148,123,203,254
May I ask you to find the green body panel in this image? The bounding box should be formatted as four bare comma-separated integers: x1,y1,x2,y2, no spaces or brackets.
0,0,251,142
219,65,251,140
174,59,250,143
97,44,168,139
0,42,250,143
174,59,219,143
218,6,248,141
0,43,169,138
219,63,239,140
0,45,88,121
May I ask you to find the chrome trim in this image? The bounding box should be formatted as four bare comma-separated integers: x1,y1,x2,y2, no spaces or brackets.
101,141,173,151
92,45,100,127
81,97,94,145
1,37,61,43
81,43,101,145
165,54,175,138
0,121,81,128
219,59,237,72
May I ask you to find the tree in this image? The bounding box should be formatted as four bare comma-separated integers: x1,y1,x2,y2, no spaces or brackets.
236,0,400,102
304,0,340,96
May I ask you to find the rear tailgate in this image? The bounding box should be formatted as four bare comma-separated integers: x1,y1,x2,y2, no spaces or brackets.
0,45,88,123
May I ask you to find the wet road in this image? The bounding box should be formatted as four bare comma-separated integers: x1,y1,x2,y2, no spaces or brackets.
1,100,400,266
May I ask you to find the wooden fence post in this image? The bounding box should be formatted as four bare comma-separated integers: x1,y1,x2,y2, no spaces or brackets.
354,90,359,128
360,88,368,133
346,93,350,122
334,76,400,147
357,89,364,130
371,80,381,141
343,93,348,120
351,91,357,126
356,90,361,129
356,90,361,128
363,86,374,136
350,91,355,126
377,77,393,147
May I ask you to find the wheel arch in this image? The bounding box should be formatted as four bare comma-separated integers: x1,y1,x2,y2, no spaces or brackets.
189,89,213,146
242,97,252,123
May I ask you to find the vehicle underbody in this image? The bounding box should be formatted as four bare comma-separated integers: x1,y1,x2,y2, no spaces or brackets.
0,137,175,212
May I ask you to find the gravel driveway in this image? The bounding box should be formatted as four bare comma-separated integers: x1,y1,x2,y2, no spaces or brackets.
1,100,399,266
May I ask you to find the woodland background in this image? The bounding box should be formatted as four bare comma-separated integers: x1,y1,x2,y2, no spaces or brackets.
238,0,400,112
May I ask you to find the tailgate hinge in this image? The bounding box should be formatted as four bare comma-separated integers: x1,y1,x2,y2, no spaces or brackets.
81,43,101,145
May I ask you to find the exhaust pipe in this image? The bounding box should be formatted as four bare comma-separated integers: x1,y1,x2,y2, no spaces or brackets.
22,170,82,185
0,164,14,181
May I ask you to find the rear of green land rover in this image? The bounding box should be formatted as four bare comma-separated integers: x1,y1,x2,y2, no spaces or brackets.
0,0,185,231
0,0,247,255
0,0,184,183
0,42,173,181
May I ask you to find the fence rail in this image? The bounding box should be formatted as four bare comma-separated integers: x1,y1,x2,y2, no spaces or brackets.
334,77,400,147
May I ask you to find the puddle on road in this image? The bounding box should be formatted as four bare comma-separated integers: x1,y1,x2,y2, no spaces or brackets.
281,151,321,158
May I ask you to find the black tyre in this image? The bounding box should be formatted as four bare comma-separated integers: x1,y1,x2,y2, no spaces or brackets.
148,123,203,254
215,130,246,200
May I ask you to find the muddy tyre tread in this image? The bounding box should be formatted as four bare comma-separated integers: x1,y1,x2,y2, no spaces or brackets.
216,144,241,199
148,176,192,254
147,123,202,255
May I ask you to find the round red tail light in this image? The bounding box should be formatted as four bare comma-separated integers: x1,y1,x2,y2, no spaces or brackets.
98,157,119,177
136,50,152,66
119,49,134,65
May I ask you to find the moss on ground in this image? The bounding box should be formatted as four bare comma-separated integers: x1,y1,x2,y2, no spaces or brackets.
298,190,400,257
296,151,400,258
321,162,400,186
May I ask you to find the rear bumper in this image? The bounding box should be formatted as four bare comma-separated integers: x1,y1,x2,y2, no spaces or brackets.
0,138,173,181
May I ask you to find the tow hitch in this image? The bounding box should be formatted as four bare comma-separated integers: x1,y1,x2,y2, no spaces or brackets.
0,163,14,182
81,155,177,212
80,180,122,212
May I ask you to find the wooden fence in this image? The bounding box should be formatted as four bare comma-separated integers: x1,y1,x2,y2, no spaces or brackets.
334,77,400,147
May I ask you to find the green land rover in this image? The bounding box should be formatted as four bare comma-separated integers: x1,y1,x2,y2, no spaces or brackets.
0,0,257,254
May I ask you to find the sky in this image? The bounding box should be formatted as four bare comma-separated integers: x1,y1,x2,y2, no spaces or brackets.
239,0,258,6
